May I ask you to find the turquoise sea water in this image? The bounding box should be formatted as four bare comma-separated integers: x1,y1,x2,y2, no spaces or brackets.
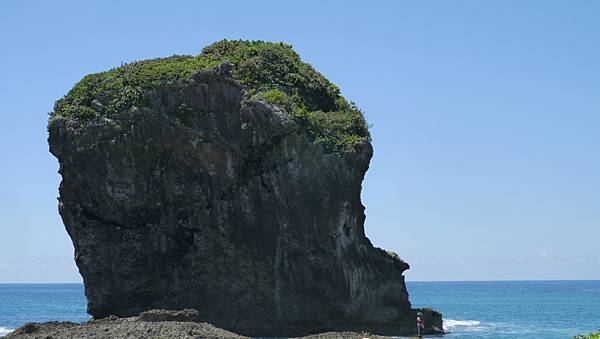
409,280,600,338
0,281,599,337
0,284,88,336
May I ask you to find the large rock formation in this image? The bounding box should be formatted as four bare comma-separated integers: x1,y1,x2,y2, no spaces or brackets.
48,40,442,337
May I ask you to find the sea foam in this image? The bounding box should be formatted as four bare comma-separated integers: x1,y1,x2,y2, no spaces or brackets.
443,319,482,331
0,327,14,337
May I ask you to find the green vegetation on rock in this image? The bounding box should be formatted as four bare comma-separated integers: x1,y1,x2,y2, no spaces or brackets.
52,40,370,154
575,331,600,339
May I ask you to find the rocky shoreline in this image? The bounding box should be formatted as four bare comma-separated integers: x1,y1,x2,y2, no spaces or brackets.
5,309,442,338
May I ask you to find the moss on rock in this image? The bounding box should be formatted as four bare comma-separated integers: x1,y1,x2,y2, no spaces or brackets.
52,40,370,153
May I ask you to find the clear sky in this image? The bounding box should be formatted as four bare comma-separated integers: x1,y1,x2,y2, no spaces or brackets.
0,0,598,282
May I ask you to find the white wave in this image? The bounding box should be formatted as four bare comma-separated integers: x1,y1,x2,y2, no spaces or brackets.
443,319,481,331
0,327,14,337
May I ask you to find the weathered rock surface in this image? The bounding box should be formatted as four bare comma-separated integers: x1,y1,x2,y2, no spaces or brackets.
5,309,440,339
49,67,442,336
6,310,245,339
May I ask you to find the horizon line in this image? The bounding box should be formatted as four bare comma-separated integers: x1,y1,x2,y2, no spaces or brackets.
1,278,600,284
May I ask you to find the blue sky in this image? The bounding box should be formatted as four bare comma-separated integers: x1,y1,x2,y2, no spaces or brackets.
0,0,598,282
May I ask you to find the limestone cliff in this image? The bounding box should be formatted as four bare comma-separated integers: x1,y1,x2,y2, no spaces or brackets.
48,40,442,336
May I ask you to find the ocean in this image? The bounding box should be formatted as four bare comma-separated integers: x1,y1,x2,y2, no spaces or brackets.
409,280,600,338
0,281,598,338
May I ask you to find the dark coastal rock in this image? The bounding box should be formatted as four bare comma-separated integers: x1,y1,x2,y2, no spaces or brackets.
48,42,442,337
6,309,441,339
138,309,201,323
5,311,246,339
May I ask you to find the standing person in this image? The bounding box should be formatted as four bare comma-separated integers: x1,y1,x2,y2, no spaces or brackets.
416,311,425,338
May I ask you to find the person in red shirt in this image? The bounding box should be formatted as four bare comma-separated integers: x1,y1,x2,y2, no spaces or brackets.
416,312,425,338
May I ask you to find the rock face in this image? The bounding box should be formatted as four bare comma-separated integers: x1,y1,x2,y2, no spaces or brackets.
49,65,441,336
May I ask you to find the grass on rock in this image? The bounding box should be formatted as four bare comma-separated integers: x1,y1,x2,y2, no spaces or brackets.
52,40,370,154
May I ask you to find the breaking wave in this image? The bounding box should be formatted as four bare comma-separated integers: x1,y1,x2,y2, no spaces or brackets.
444,319,482,331
0,327,14,337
